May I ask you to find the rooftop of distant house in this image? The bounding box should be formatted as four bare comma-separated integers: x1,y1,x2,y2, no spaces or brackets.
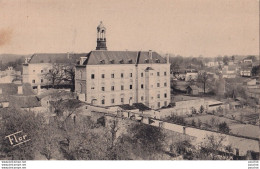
26,53,86,64
0,83,40,108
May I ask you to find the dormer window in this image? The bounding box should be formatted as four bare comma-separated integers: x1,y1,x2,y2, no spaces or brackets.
119,59,124,64
156,59,160,63
100,60,105,64
145,59,149,63
128,59,133,64
110,60,114,64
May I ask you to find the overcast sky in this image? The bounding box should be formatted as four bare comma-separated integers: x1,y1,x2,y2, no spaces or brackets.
0,0,259,57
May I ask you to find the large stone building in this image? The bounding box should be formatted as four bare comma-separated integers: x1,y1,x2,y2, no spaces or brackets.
75,22,171,109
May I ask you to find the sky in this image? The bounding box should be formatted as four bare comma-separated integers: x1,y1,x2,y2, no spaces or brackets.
0,0,259,57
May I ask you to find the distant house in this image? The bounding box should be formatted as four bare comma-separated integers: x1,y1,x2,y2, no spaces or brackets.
0,83,40,109
240,61,253,77
185,69,198,81
205,100,227,112
173,70,186,80
205,61,218,67
243,79,256,86
222,65,237,78
229,101,242,109
186,85,199,95
0,67,21,84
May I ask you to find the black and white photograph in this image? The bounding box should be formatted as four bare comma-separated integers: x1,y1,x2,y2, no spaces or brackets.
0,0,259,168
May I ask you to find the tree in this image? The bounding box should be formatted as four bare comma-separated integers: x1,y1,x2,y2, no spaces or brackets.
191,119,196,127
218,122,230,134
197,119,202,128
127,122,166,159
223,56,229,65
197,71,209,94
0,108,44,160
251,65,260,77
199,105,204,114
63,64,76,92
107,119,120,160
231,55,235,62
44,63,65,88
199,134,226,160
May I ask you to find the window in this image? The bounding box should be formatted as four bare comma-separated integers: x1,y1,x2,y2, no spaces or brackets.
41,70,43,73
101,87,105,91
111,74,115,78
164,72,167,76
121,85,124,90
141,96,144,101
101,99,105,105
164,93,167,98
91,74,95,79
111,99,115,104
111,86,115,91
32,80,35,83
101,74,105,78
141,84,144,89
41,79,43,83
164,101,167,107
130,85,132,89
158,102,161,108
164,82,167,87
91,86,95,90
141,73,143,77
151,97,154,100
157,72,160,76
121,73,124,78
130,73,132,77
121,98,124,103
157,94,160,98
157,83,160,87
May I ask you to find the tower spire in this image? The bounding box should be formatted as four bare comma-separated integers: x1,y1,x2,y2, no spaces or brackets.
96,21,107,50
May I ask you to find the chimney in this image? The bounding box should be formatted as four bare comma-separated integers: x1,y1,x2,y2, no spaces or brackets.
166,53,170,64
149,50,152,59
80,57,88,65
17,86,23,95
25,57,30,64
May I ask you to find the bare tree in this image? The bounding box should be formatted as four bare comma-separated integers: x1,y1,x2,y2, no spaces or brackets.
197,71,209,94
200,134,226,160
44,63,65,88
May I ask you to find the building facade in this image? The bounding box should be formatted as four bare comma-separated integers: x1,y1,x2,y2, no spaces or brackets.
75,22,171,109
23,53,82,87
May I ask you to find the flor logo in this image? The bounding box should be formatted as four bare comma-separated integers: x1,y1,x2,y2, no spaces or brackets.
5,130,31,147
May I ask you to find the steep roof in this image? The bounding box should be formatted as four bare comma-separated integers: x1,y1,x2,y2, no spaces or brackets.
8,95,41,108
28,53,87,64
82,50,167,65
0,83,37,103
0,83,35,96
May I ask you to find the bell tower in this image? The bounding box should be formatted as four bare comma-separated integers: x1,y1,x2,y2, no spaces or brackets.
96,21,107,50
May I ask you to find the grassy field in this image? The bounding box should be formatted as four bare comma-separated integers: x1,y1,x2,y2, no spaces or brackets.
184,114,259,138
